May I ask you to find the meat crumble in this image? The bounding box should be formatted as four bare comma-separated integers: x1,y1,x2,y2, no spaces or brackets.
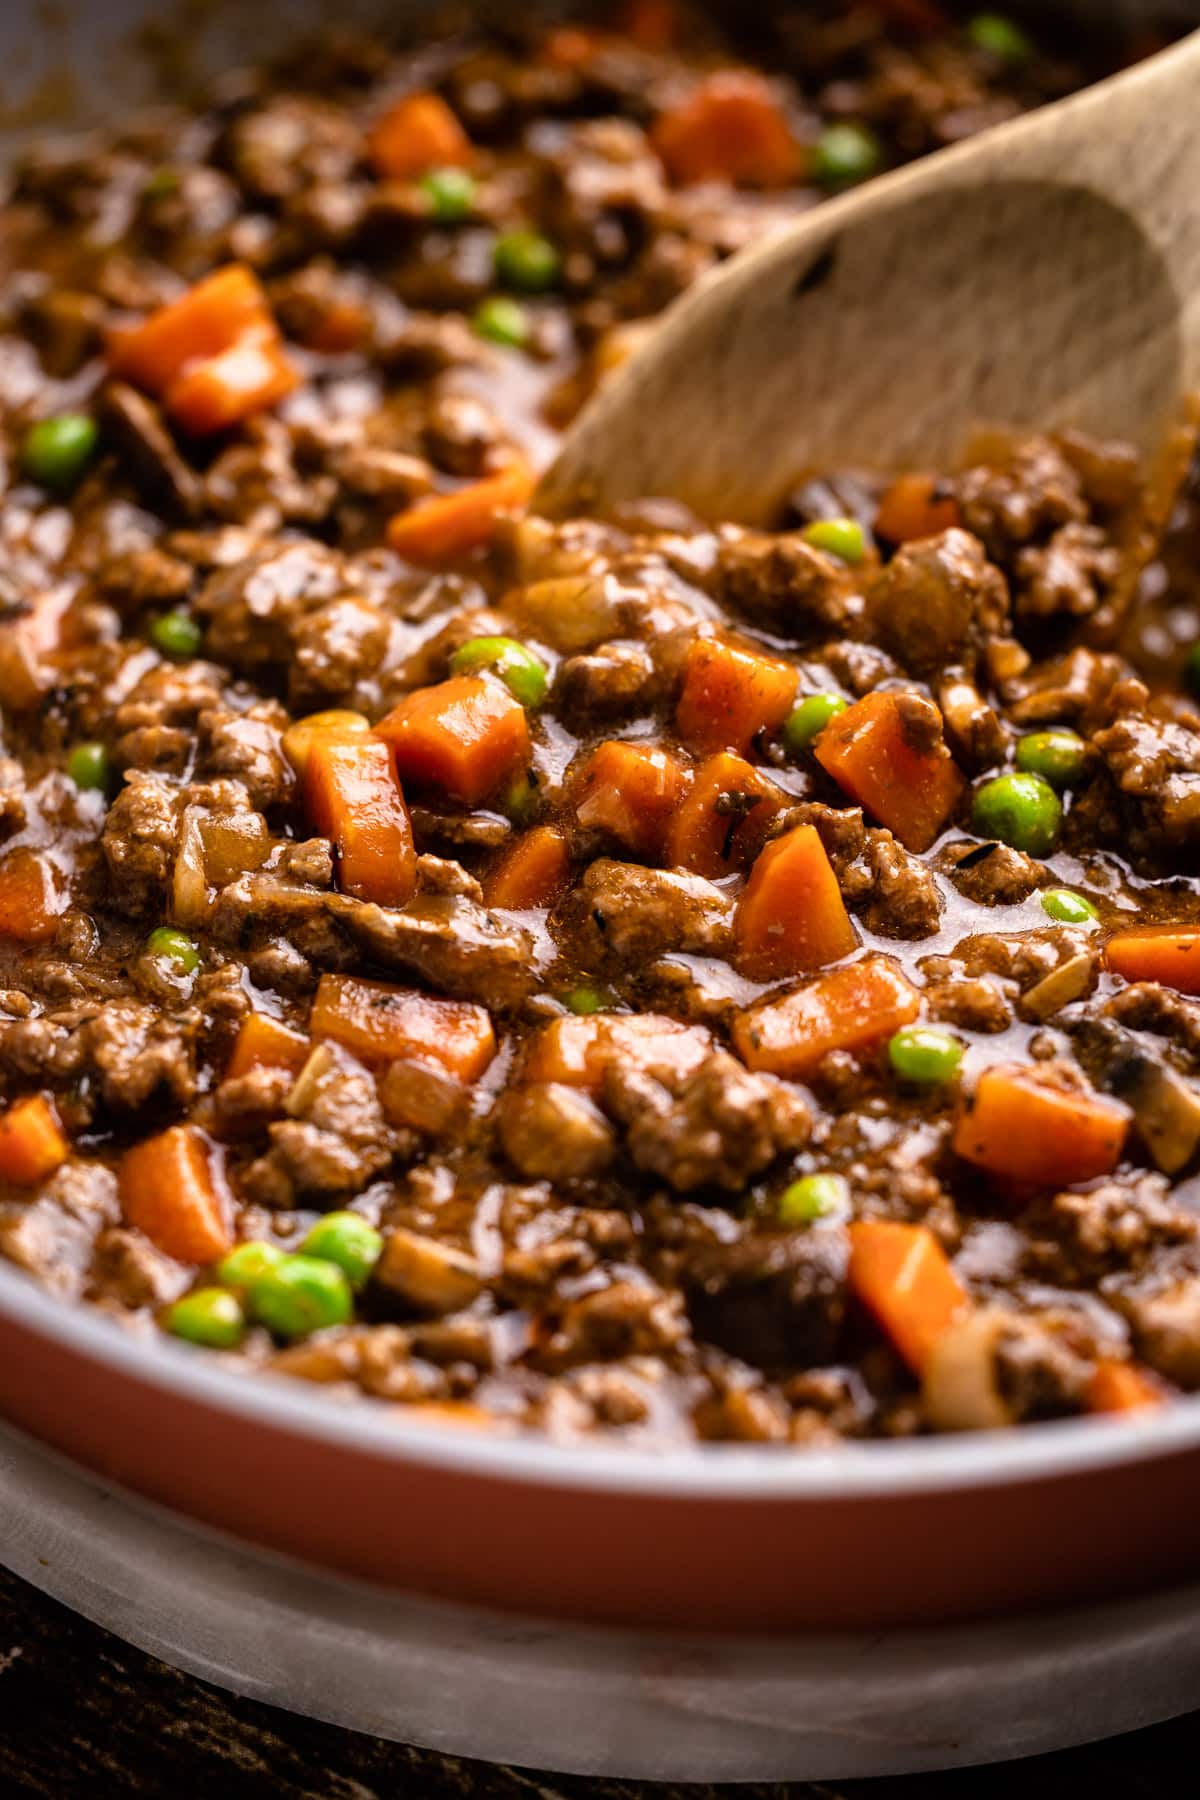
0,3,1196,1447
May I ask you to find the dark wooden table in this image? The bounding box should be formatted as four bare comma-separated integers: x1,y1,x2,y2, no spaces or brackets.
0,1567,1191,1798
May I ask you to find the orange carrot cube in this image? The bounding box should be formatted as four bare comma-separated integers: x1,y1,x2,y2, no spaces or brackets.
311,974,496,1082
735,824,857,979
375,675,531,807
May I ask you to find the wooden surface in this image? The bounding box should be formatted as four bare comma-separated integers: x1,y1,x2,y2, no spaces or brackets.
0,1566,1192,1798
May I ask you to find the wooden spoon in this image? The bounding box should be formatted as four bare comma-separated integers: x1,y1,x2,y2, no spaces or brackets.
537,30,1200,527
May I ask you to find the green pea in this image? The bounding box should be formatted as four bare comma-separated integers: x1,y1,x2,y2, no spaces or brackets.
783,691,848,755
152,609,203,659
472,295,531,349
494,229,561,293
248,1253,354,1340
564,985,610,1016
217,1241,286,1290
67,742,112,793
451,635,548,707
502,772,539,823
165,1287,245,1350
147,926,200,975
144,166,182,200
967,13,1032,60
300,1211,383,1290
1184,643,1200,698
421,166,477,221
811,122,882,189
21,413,99,494
1040,888,1099,926
1015,728,1087,789
971,772,1062,857
778,1173,848,1226
888,1025,964,1086
803,517,866,565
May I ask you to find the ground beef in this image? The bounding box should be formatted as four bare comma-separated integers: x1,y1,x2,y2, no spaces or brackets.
566,859,734,966
604,1048,809,1192
0,8,1188,1452
714,529,859,641
101,774,181,913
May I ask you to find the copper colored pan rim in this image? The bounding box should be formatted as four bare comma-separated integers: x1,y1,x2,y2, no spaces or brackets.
1,1259,1196,1497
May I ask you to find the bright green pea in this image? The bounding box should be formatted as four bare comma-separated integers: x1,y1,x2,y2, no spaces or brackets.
1040,888,1099,926
67,742,112,793
217,1241,286,1290
811,122,882,189
888,1025,964,1085
451,635,548,707
151,609,203,659
165,1287,245,1350
300,1212,383,1290
472,295,531,349
248,1254,354,1340
971,772,1062,857
564,985,609,1016
1015,729,1087,789
421,166,477,220
778,1173,848,1226
783,691,848,755
967,13,1033,60
803,517,866,565
147,926,200,975
21,414,99,494
494,229,561,293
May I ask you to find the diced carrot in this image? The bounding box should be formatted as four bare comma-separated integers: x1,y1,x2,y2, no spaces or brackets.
106,264,296,435
665,751,783,877
815,690,964,852
848,1220,970,1376
107,265,273,392
952,1065,1130,1188
311,973,496,1082
623,0,678,49
295,295,371,354
0,850,65,944
540,26,607,69
304,734,416,908
524,1012,711,1093
0,593,70,712
652,72,798,187
375,674,530,807
225,1014,310,1082
165,330,298,436
735,824,857,980
281,709,371,778
119,1125,231,1265
0,1095,68,1187
875,472,960,543
574,740,690,860
387,460,535,566
1087,1358,1167,1415
732,955,920,1080
1105,926,1200,995
676,636,798,757
484,825,571,909
870,0,950,36
368,91,474,180
407,1400,498,1431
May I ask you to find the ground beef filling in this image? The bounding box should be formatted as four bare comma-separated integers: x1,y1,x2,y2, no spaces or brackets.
0,5,1196,1445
